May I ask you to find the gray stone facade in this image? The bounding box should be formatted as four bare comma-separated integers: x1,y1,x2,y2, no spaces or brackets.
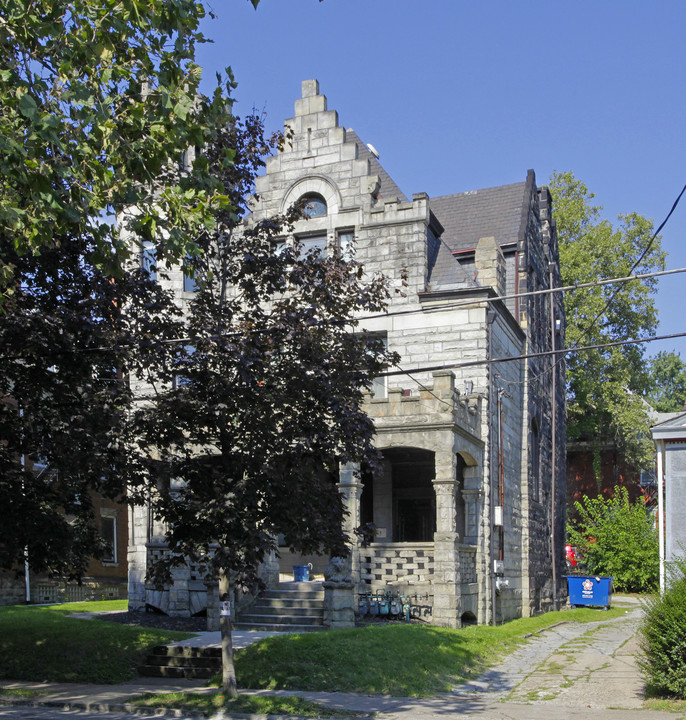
128,79,566,626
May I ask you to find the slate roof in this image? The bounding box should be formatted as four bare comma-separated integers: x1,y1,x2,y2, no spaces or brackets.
345,130,409,203
428,179,531,254
425,177,533,291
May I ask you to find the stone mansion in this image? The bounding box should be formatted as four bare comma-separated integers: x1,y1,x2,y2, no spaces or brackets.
128,80,566,627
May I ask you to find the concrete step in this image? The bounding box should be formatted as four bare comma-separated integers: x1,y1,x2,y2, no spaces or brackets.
138,644,221,680
275,581,323,591
148,645,221,658
233,621,323,632
237,612,323,626
262,589,324,601
138,664,217,679
249,604,324,617
254,597,324,610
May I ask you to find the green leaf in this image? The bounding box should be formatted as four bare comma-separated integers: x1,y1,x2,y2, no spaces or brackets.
17,92,38,119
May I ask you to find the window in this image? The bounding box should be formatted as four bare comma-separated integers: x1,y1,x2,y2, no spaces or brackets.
300,193,327,217
183,256,197,292
141,241,156,281
370,335,388,399
173,345,195,389
101,512,117,563
338,230,354,258
298,234,327,258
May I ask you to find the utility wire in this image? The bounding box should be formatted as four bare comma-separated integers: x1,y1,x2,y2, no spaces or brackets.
5,265,684,362
380,330,686,378
356,267,686,322
517,181,686,393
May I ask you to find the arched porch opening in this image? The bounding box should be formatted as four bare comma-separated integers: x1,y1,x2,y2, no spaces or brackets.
361,447,436,542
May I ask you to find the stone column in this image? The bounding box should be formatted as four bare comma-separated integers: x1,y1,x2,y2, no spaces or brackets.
206,578,220,631
127,504,148,610
432,449,461,628
259,545,280,587
323,557,355,630
338,462,362,589
167,564,191,616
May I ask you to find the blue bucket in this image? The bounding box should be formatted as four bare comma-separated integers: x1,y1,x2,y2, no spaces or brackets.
293,564,310,582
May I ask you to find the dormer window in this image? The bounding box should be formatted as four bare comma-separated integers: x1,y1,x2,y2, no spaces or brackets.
300,193,327,218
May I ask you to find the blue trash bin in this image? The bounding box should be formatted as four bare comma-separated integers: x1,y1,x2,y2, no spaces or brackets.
293,564,310,582
565,575,613,609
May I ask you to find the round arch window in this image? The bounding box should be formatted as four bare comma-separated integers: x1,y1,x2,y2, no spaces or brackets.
300,193,327,218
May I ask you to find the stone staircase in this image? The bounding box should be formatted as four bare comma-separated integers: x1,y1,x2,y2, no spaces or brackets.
235,580,325,632
138,645,221,679
138,581,325,679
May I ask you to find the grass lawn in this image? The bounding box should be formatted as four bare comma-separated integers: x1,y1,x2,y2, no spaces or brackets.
0,600,194,684
227,605,628,697
131,691,370,718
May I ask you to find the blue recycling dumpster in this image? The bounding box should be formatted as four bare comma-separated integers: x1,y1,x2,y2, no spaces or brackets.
565,575,613,609
293,564,311,582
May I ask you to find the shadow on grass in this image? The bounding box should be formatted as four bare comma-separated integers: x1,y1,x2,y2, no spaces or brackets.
0,604,193,684
233,624,500,697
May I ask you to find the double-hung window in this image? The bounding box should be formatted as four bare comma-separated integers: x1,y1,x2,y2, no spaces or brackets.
101,511,117,564
299,234,327,259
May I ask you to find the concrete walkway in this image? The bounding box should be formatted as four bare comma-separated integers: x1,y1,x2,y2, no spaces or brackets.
0,596,676,719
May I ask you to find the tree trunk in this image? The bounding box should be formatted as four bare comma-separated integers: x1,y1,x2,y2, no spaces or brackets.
219,568,238,699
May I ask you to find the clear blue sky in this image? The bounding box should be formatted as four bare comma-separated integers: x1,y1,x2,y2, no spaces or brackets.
195,0,686,359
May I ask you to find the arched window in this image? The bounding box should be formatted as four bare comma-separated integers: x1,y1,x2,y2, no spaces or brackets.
300,193,327,218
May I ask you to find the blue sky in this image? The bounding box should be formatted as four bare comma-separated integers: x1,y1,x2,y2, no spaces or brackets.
196,0,686,359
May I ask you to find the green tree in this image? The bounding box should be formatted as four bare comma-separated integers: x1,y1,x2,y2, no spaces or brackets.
0,0,263,295
567,486,658,592
549,171,665,469
0,0,260,573
646,350,686,412
0,217,181,579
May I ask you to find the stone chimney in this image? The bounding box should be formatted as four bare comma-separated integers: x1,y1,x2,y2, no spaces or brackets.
474,236,506,297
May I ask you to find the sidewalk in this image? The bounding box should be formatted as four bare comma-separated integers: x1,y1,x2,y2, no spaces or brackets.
0,597,674,719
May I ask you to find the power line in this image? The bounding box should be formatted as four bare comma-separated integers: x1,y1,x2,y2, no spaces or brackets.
356,267,686,323
6,265,683,363
521,181,686,392
380,330,686,378
564,183,686,358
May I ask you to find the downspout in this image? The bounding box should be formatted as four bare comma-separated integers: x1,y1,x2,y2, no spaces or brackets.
548,262,557,608
19,406,30,604
657,439,665,594
487,308,497,625
514,251,520,320
498,389,504,562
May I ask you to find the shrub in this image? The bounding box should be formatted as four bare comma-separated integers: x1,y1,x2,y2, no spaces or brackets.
639,557,686,697
566,486,658,592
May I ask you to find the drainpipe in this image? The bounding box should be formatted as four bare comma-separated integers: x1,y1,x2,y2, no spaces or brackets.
487,308,497,625
657,439,665,594
548,262,557,608
19,406,30,604
497,389,504,563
